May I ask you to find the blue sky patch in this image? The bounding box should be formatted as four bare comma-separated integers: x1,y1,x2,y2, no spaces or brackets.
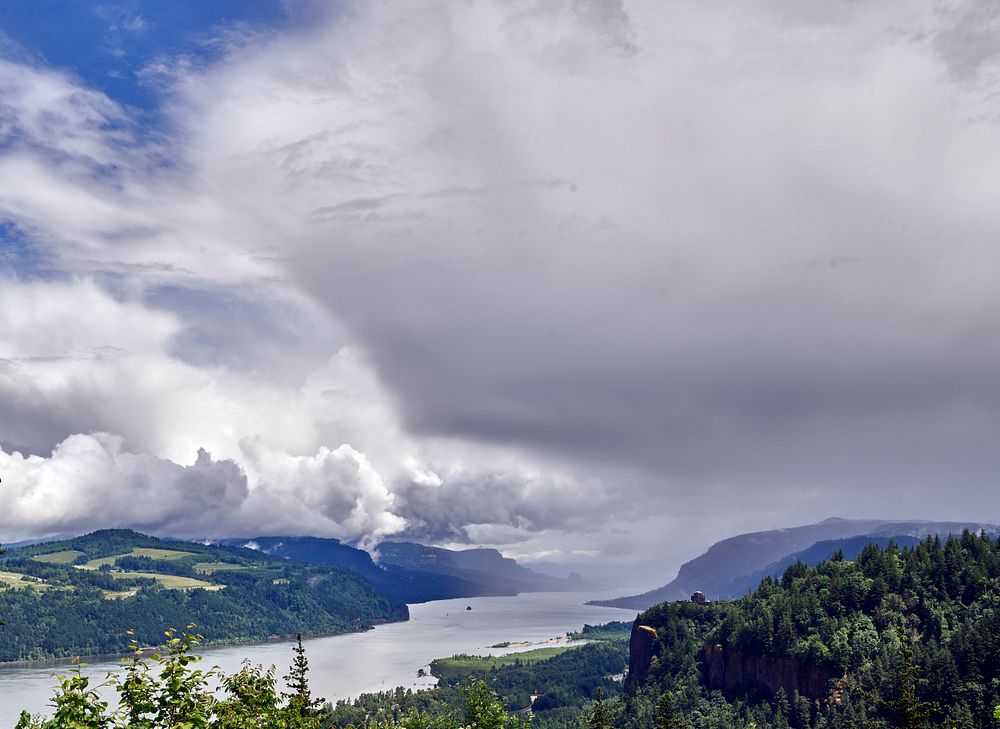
0,0,302,113
0,221,54,278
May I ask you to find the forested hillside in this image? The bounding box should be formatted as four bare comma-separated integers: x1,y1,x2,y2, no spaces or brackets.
0,530,406,662
622,531,1000,728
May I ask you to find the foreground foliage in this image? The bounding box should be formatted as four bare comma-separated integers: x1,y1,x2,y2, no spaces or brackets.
15,627,528,729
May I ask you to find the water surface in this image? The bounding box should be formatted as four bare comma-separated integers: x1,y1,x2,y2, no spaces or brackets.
0,590,636,726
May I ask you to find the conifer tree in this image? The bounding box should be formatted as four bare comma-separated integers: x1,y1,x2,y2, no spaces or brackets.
891,629,933,729
774,687,790,721
588,688,612,729
791,692,811,729
284,633,323,717
655,690,684,729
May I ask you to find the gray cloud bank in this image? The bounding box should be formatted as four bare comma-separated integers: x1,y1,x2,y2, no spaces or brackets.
3,0,1000,574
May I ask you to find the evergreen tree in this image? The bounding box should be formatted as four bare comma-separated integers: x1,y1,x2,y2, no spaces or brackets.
774,687,791,721
588,687,612,729
942,702,974,729
655,690,685,729
791,692,811,729
283,633,323,717
891,629,934,729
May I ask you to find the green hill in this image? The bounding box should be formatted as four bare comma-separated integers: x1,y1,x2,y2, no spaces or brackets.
0,529,407,662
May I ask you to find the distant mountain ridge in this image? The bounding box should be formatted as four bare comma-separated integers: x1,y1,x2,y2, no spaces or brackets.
376,541,583,593
591,518,999,609
216,536,582,603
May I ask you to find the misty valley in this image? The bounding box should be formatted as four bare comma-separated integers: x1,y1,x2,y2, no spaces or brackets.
2,519,1000,727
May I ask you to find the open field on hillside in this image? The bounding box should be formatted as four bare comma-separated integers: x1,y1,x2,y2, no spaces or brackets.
82,548,198,569
110,572,223,590
102,589,139,600
32,550,85,564
0,571,51,591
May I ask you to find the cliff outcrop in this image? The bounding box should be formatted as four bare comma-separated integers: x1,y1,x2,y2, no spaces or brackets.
624,623,658,690
703,643,832,700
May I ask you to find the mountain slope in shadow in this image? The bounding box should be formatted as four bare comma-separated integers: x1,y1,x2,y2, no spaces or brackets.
219,536,582,604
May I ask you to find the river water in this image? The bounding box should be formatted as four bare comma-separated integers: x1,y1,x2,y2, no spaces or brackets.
0,590,636,726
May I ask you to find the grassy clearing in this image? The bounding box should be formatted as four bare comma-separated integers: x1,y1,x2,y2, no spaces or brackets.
33,550,85,564
430,645,579,682
110,572,224,590
194,561,249,575
102,589,139,600
82,548,197,570
131,548,196,560
0,570,51,591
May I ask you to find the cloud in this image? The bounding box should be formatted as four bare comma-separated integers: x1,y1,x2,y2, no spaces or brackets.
166,0,1000,511
0,433,409,546
0,433,247,541
0,276,614,555
238,438,407,550
925,1,1000,82
3,0,1000,575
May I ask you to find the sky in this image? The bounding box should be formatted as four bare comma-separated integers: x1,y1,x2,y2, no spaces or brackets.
2,0,1000,582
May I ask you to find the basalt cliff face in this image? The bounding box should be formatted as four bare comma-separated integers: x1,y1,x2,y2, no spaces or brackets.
625,620,832,701
624,622,658,690
702,643,832,700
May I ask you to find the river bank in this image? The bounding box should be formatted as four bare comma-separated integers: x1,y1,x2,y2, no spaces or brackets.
0,624,381,670
0,590,637,726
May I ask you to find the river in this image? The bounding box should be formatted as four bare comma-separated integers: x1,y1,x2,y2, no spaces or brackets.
0,590,636,726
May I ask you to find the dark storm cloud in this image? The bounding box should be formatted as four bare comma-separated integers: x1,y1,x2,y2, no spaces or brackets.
926,1,1000,81
260,0,1000,523
297,229,1000,502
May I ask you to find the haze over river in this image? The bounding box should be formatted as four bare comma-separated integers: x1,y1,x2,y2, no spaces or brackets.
0,591,636,725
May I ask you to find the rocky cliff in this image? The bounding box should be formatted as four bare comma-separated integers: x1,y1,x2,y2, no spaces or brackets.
702,643,832,700
624,623,658,690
